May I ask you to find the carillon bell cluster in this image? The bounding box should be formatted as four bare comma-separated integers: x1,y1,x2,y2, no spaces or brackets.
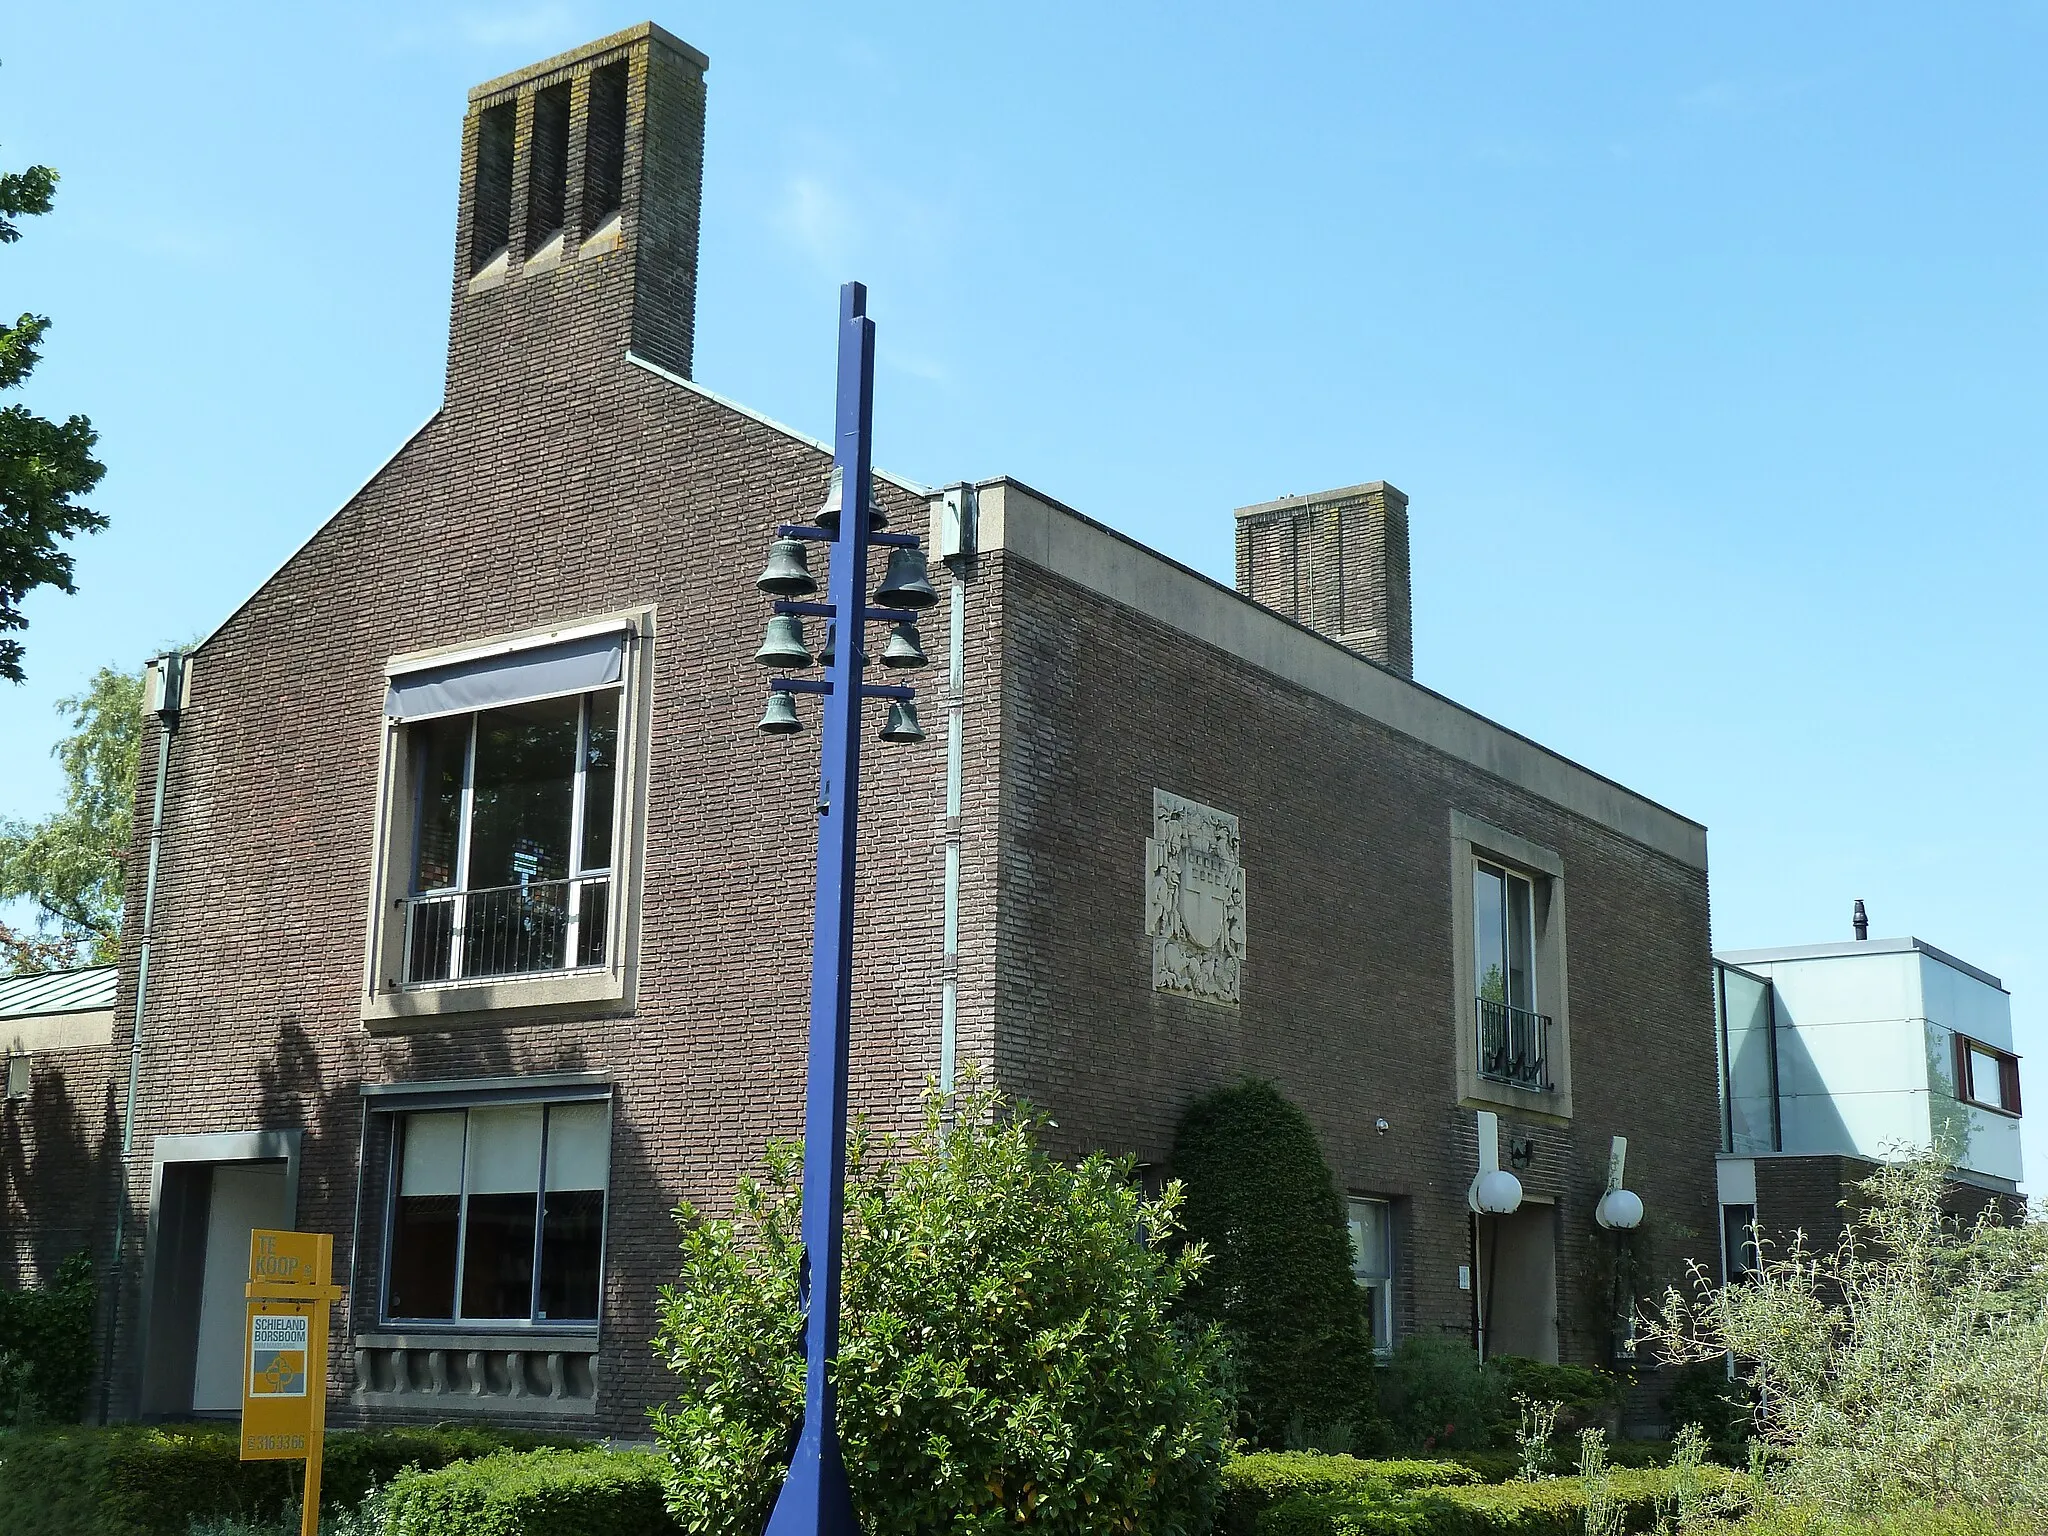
752,468,938,743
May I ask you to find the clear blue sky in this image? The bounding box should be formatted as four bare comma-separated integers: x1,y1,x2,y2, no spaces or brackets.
4,5,2044,1188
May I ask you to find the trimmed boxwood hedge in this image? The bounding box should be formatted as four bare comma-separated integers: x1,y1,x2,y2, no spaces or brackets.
0,1422,568,1536
1220,1453,1482,1534
382,1447,673,1536
1255,1465,1748,1535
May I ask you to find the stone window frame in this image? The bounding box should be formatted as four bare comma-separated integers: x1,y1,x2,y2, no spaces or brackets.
360,609,656,1029
1449,811,1574,1124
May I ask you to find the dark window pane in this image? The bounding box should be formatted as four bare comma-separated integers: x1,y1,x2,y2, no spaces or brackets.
389,1111,465,1320
389,1196,459,1319
461,1194,539,1318
1473,864,1506,1003
468,697,578,890
412,716,469,892
575,877,609,968
1506,872,1537,1012
580,690,619,874
461,1106,542,1320
538,1190,605,1321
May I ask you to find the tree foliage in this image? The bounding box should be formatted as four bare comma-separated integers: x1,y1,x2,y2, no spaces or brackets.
1644,1154,2048,1514
1171,1078,1381,1450
2,123,107,685
651,1079,1231,1536
0,662,142,971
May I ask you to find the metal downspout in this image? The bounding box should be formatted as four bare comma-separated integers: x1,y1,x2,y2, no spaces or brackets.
101,649,182,1422
939,578,965,1096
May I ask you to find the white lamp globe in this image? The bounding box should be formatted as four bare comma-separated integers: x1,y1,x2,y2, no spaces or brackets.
1473,1169,1523,1215
1596,1188,1645,1231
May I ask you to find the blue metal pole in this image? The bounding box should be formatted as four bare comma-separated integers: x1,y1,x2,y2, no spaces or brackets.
764,281,873,1536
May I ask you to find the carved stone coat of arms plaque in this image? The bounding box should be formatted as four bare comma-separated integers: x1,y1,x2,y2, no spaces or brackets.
1144,789,1246,1005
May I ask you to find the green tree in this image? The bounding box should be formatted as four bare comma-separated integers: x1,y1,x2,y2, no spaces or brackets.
652,1079,1231,1536
0,663,142,972
2,125,107,685
1172,1078,1382,1450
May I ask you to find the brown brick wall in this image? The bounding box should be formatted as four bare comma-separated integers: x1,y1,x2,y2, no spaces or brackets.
1,1044,118,1288
985,551,1718,1364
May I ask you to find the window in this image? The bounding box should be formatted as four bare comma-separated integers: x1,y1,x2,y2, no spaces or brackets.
1451,814,1571,1117
1473,859,1549,1091
1956,1035,2022,1116
1347,1197,1395,1353
1721,1203,1760,1282
401,690,619,986
386,1100,609,1326
4,1054,27,1101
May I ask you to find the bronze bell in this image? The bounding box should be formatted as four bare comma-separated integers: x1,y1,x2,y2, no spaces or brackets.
879,698,926,744
755,538,816,597
757,691,802,734
871,545,938,610
881,621,928,670
816,622,869,669
753,615,812,669
813,467,888,532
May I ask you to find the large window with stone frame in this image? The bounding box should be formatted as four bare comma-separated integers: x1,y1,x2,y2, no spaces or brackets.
401,689,619,986
1473,859,1548,1091
384,1099,609,1326
1450,812,1573,1117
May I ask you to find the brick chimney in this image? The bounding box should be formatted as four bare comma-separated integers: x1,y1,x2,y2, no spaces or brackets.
1234,482,1412,678
446,23,707,397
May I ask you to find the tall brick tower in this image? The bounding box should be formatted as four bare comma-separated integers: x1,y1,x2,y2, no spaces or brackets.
446,23,707,399
1233,482,1413,678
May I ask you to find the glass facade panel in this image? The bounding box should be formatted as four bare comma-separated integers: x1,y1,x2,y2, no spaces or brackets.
468,697,579,890
411,716,469,892
580,690,619,875
461,1106,543,1320
389,1112,465,1320
1717,964,1779,1155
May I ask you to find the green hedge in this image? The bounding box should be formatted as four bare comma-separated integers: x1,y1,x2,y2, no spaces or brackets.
0,1252,95,1425
1725,1509,2043,1536
382,1448,673,1536
1255,1465,1748,1535
0,1423,568,1536
1220,1453,1481,1535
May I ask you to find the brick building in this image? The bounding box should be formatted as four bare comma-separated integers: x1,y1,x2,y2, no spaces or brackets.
55,23,1720,1434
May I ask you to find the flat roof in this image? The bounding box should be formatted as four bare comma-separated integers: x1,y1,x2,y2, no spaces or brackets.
977,477,1708,869
1714,937,2005,994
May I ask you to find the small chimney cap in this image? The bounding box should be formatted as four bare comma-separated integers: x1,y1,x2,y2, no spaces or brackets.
1853,898,1869,941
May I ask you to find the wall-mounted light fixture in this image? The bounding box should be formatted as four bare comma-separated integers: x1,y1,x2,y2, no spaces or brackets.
1594,1135,1644,1231
1468,1110,1524,1215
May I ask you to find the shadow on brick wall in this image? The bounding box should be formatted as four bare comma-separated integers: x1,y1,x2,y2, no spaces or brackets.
1,1070,119,1289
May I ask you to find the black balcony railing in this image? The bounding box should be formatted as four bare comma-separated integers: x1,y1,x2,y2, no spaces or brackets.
1478,996,1552,1091
401,876,609,986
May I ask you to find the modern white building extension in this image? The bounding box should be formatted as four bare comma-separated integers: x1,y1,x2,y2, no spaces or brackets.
1711,917,2022,1275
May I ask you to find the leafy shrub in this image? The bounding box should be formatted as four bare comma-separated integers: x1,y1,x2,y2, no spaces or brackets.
1488,1356,1621,1435
1254,1464,1748,1535
1173,1079,1382,1450
0,1250,95,1425
382,1448,672,1536
1218,1452,1479,1534
1661,1358,1751,1460
651,1080,1230,1536
0,1423,562,1536
1645,1153,2048,1511
1376,1336,1510,1452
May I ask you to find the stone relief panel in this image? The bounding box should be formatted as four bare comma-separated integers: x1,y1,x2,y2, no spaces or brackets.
1145,789,1246,1005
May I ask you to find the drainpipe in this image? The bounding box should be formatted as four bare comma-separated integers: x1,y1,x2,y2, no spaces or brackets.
100,649,184,1422
939,583,965,1094
933,483,976,1098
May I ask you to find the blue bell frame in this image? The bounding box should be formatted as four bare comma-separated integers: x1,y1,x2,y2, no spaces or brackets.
757,281,926,1536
